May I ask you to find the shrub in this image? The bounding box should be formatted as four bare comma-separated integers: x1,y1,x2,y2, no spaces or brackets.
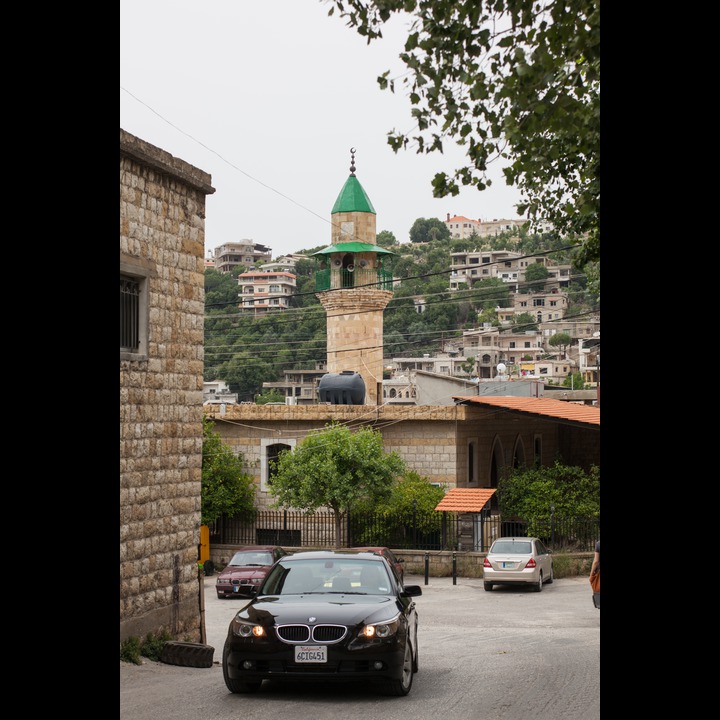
120,636,142,665
120,629,173,664
141,630,172,661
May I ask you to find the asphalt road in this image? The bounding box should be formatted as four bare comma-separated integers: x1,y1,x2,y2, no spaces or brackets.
120,573,600,720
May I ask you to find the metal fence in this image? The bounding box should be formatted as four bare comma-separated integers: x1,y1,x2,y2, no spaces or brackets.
210,510,599,553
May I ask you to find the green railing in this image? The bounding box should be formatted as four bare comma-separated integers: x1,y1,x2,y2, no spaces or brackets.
314,267,393,292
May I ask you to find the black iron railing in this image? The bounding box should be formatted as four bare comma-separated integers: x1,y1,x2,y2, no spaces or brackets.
210,510,599,553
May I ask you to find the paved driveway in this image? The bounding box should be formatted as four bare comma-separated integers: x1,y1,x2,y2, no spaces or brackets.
121,573,600,720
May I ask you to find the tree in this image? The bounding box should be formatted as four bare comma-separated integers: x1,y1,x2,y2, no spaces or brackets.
510,312,538,332
548,331,572,357
325,0,600,264
205,267,240,307
523,263,550,291
497,460,600,522
460,356,476,376
409,217,451,243
472,277,510,310
561,371,585,390
255,389,285,404
201,417,256,526
376,229,398,247
269,421,406,547
218,351,277,400
350,470,448,546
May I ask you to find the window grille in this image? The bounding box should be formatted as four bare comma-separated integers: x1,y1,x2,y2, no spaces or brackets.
120,275,140,351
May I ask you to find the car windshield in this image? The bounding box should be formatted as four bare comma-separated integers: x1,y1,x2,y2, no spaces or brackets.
491,541,532,554
263,559,391,595
229,551,273,566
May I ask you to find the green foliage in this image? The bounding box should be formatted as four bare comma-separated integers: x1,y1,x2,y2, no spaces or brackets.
472,277,511,310
355,470,446,515
216,351,277,399
459,356,476,375
202,417,256,526
255,389,285,404
409,217,451,243
350,471,448,547
476,307,499,326
562,372,585,390
119,630,173,664
548,332,572,349
511,312,538,332
523,263,550,291
497,461,600,522
325,0,600,264
120,636,142,664
141,630,172,661
205,267,240,308
549,332,572,358
376,229,398,247
269,421,406,547
230,265,247,279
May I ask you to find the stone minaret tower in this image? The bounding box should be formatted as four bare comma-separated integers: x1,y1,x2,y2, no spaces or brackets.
314,149,395,406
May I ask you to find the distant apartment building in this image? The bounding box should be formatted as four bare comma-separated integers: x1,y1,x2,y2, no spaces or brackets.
387,351,470,377
260,334,583,406
444,214,554,239
238,270,297,314
544,319,600,342
461,327,554,376
203,380,238,405
212,241,272,273
445,214,523,238
512,290,568,323
449,249,572,293
261,362,328,405
259,254,306,273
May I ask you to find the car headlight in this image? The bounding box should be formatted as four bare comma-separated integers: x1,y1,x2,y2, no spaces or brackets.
359,616,400,639
232,619,266,638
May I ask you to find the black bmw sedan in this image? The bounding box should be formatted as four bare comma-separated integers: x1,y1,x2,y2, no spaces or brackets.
222,550,422,696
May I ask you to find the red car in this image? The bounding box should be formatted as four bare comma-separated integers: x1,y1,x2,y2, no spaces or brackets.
350,546,405,581
216,545,287,598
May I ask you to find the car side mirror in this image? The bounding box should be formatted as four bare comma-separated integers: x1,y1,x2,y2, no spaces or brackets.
402,585,422,597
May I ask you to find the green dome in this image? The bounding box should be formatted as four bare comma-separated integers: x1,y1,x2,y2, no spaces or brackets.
331,175,376,215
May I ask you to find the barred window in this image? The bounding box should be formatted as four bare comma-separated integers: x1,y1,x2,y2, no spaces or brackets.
120,275,139,351
120,266,148,357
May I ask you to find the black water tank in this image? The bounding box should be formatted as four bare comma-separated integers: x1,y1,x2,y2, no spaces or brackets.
318,371,366,405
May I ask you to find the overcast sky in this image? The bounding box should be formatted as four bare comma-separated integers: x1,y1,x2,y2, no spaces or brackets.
120,0,524,260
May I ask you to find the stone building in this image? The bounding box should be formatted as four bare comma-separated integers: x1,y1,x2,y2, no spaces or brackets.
203,397,600,549
120,128,215,644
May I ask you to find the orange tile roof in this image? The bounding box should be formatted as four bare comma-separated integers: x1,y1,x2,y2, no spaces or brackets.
435,488,496,513
452,395,600,426
446,215,476,223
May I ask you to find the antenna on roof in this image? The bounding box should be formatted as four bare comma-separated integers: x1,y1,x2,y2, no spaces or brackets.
349,147,356,176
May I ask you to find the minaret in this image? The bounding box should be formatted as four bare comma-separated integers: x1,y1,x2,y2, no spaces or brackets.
314,149,395,406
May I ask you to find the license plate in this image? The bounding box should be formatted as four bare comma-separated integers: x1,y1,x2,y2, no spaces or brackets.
295,646,327,663
502,561,516,569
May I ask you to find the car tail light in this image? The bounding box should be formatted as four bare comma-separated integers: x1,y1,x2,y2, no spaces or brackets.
525,558,537,568
483,558,491,568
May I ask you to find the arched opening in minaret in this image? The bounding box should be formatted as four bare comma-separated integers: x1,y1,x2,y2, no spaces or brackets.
341,253,355,288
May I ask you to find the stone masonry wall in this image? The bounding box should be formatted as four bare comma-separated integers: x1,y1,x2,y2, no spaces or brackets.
204,404,599,513
317,288,393,406
120,129,214,644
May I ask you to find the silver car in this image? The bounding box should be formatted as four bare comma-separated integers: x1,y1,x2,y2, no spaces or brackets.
483,536,554,592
